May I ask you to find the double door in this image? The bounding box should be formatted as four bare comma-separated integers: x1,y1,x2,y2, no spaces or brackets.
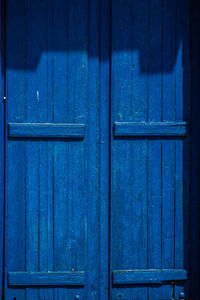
5,0,190,299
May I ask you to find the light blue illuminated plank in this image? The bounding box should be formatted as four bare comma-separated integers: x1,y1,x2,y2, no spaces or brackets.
8,271,85,286
8,123,85,138
113,269,187,285
114,122,188,137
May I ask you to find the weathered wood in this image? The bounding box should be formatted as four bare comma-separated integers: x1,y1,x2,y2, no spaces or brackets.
111,2,149,300
5,0,103,299
148,2,162,297
3,0,192,299
114,122,188,137
8,272,85,286
111,1,190,300
8,123,85,138
113,270,188,285
161,3,176,298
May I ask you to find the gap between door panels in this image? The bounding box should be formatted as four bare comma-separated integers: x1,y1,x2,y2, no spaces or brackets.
99,0,111,299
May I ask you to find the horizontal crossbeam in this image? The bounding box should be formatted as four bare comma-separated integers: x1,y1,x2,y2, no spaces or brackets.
8,123,85,139
114,122,188,137
8,271,85,287
113,269,187,285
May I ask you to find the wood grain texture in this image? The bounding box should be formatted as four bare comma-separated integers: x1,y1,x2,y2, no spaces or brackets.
111,1,149,300
8,123,85,138
113,269,187,285
5,1,27,299
8,272,85,286
161,1,177,298
5,0,104,299
3,0,191,299
147,1,162,298
110,1,190,300
114,122,188,137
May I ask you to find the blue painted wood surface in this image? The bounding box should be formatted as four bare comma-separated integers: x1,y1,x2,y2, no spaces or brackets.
110,1,190,300
114,122,188,137
2,0,193,299
4,0,107,299
113,269,187,285
8,272,85,286
8,123,85,138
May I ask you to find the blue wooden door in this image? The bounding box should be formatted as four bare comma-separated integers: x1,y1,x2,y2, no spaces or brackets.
5,0,109,299
110,1,190,300
4,0,190,299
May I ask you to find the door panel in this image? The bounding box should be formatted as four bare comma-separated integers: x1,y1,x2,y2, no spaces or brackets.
5,0,108,299
110,0,190,299
5,0,190,299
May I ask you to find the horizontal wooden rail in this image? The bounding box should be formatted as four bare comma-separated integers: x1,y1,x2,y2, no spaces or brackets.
113,269,187,285
114,122,188,137
8,271,85,287
8,123,85,139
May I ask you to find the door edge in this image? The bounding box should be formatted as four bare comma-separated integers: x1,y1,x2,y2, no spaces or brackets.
0,0,5,299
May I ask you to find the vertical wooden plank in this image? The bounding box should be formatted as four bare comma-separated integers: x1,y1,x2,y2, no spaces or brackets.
148,1,162,299
87,0,100,299
111,1,134,298
99,0,110,298
67,2,88,300
161,141,175,300
128,14,148,298
131,142,148,300
5,142,26,300
111,0,149,299
25,144,39,300
38,1,54,299
25,2,40,299
161,1,176,299
53,1,69,298
53,142,69,299
5,0,26,299
174,139,184,299
38,142,54,300
53,0,88,299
